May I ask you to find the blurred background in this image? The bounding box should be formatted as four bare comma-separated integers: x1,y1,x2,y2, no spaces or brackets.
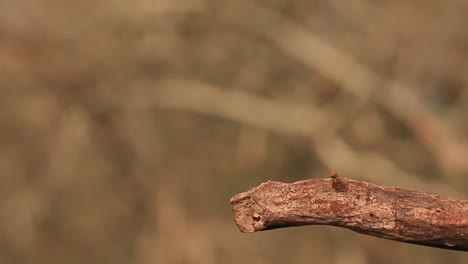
1,0,468,263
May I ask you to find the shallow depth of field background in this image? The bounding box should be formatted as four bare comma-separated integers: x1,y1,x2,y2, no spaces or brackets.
1,1,468,263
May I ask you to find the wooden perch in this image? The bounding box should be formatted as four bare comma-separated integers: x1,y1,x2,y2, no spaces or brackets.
230,172,468,251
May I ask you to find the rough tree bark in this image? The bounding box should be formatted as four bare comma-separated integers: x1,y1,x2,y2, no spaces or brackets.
230,172,468,251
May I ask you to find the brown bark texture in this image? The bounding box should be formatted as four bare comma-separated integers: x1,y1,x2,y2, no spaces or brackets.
230,172,468,251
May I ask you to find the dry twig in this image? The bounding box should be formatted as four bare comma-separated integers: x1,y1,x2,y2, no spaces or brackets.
230,172,468,251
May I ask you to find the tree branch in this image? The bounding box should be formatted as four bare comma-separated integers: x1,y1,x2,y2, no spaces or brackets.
230,172,468,251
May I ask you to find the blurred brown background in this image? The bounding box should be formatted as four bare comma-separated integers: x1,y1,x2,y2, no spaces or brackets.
1,1,468,263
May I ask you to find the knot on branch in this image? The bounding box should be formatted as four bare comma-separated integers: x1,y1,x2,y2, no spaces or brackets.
330,171,349,192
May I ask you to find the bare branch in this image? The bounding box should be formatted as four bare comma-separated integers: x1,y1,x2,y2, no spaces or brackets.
230,172,468,251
